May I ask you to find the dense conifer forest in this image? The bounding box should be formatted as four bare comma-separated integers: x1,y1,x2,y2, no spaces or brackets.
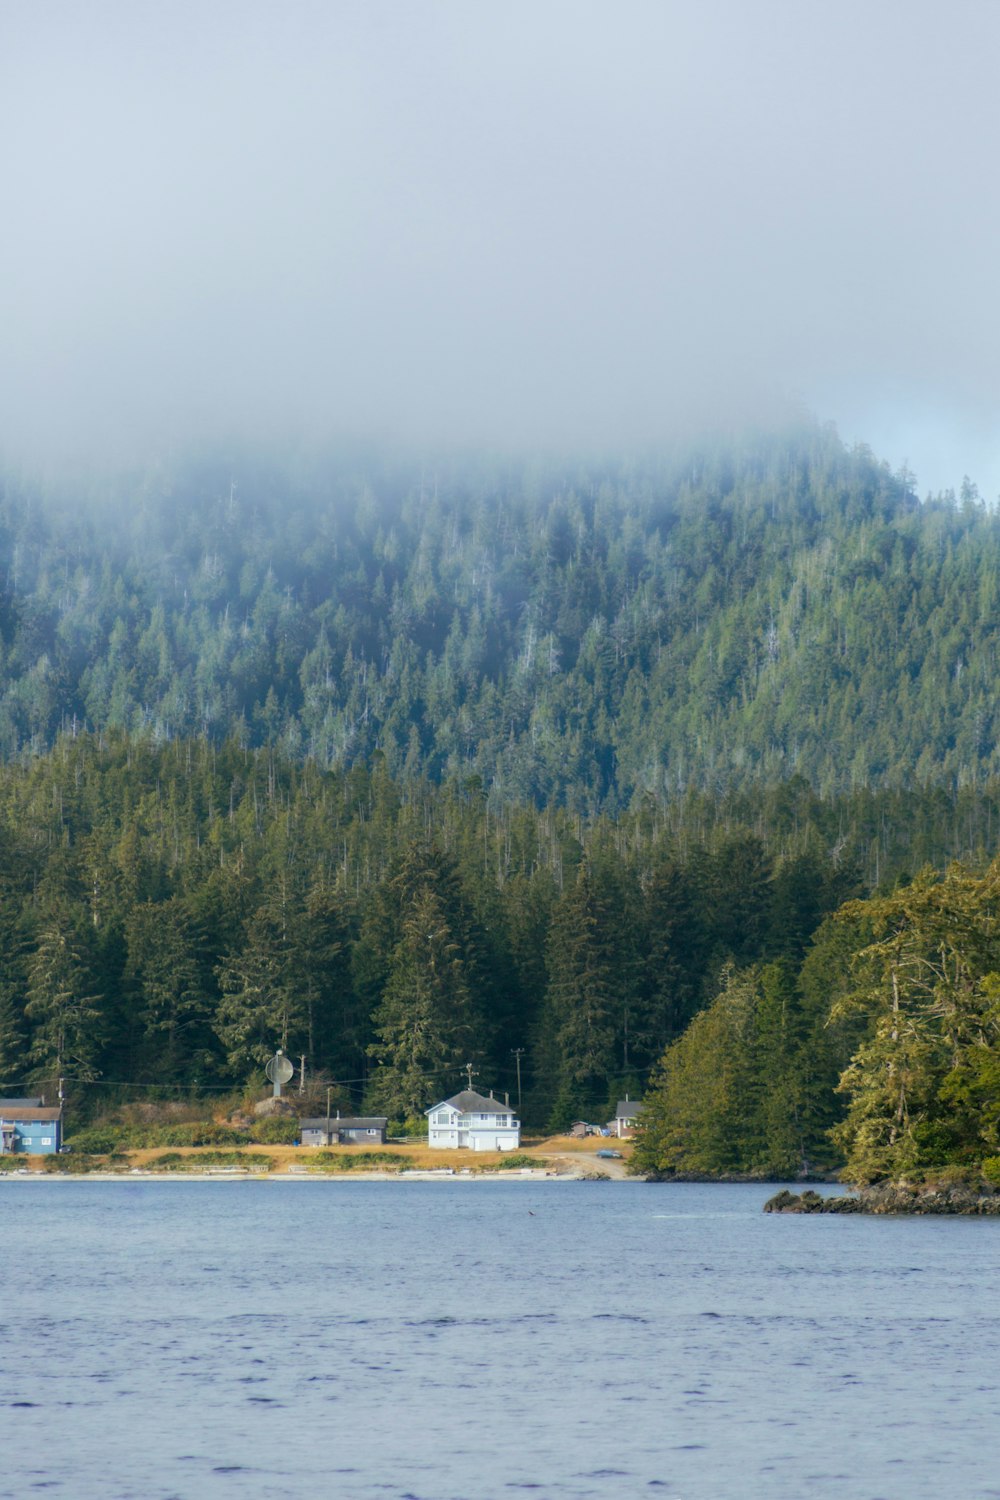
3,423,1000,804
3,424,1000,1177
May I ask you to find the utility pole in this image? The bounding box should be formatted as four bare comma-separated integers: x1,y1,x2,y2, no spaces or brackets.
326,1086,332,1148
464,1061,478,1093
510,1049,524,1112
299,1055,306,1095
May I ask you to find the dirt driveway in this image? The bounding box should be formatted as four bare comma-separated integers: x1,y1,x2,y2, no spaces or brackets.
539,1145,632,1179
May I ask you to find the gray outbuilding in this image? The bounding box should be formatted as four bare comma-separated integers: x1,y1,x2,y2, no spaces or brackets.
608,1097,644,1138
299,1116,388,1146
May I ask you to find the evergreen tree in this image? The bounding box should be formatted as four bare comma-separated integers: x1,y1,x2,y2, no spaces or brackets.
633,966,767,1176
298,882,363,1085
367,884,475,1118
536,861,621,1125
215,883,309,1075
124,898,214,1080
641,853,705,1049
25,918,103,1086
831,863,1000,1181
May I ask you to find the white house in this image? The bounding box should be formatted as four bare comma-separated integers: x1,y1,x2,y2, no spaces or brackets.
609,1097,644,1138
426,1090,520,1151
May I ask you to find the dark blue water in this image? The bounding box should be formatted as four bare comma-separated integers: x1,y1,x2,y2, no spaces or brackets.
1,1179,998,1500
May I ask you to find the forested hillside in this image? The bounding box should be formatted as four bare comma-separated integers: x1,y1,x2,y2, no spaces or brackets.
0,733,844,1121
2,732,1000,1151
2,424,998,808
4,425,1000,1172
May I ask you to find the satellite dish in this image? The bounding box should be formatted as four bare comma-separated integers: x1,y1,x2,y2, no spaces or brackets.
265,1049,295,1098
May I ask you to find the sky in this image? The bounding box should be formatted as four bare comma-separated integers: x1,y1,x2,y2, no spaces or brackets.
1,0,999,496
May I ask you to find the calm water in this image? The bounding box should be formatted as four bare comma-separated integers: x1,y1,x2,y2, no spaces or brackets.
1,1178,998,1500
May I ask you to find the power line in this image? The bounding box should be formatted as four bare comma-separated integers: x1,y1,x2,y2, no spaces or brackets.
4,1058,659,1099
27,1058,499,1094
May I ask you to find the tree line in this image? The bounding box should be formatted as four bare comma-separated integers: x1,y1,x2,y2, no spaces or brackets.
634,856,1000,1184
0,731,864,1126
1,734,998,1176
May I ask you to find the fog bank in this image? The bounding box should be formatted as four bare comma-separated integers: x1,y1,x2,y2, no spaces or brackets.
2,1,998,494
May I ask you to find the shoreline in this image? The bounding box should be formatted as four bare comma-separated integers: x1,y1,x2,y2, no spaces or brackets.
0,1138,634,1182
0,1164,607,1183
765,1184,1000,1216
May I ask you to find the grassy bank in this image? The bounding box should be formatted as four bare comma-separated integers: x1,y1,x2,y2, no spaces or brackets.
2,1135,629,1177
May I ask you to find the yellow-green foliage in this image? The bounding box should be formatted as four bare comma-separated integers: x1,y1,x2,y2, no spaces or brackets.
477,1154,550,1171
306,1150,411,1172
982,1157,1000,1188
147,1150,273,1171
42,1153,127,1174
832,868,1000,1185
632,964,814,1178
68,1118,298,1152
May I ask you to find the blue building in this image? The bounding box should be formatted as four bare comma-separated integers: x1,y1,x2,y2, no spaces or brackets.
0,1098,63,1155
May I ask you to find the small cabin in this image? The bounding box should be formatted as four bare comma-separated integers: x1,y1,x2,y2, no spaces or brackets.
299,1116,388,1147
608,1098,644,1139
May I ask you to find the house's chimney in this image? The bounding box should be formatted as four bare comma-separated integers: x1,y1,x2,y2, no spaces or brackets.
489,1089,494,1099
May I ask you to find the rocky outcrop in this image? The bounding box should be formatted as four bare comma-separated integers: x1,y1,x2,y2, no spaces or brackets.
764,1188,860,1213
765,1182,1000,1215
252,1096,298,1118
646,1170,838,1184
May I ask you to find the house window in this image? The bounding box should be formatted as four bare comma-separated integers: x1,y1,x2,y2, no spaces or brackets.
40,1137,52,1145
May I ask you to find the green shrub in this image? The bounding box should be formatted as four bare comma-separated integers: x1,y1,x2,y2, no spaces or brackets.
308,1150,411,1172
906,1163,981,1190
245,1116,299,1144
65,1126,129,1154
482,1153,550,1172
64,1113,297,1152
159,1122,245,1148
981,1157,1000,1188
148,1150,273,1171
42,1153,112,1174
928,1163,980,1189
0,1154,24,1171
